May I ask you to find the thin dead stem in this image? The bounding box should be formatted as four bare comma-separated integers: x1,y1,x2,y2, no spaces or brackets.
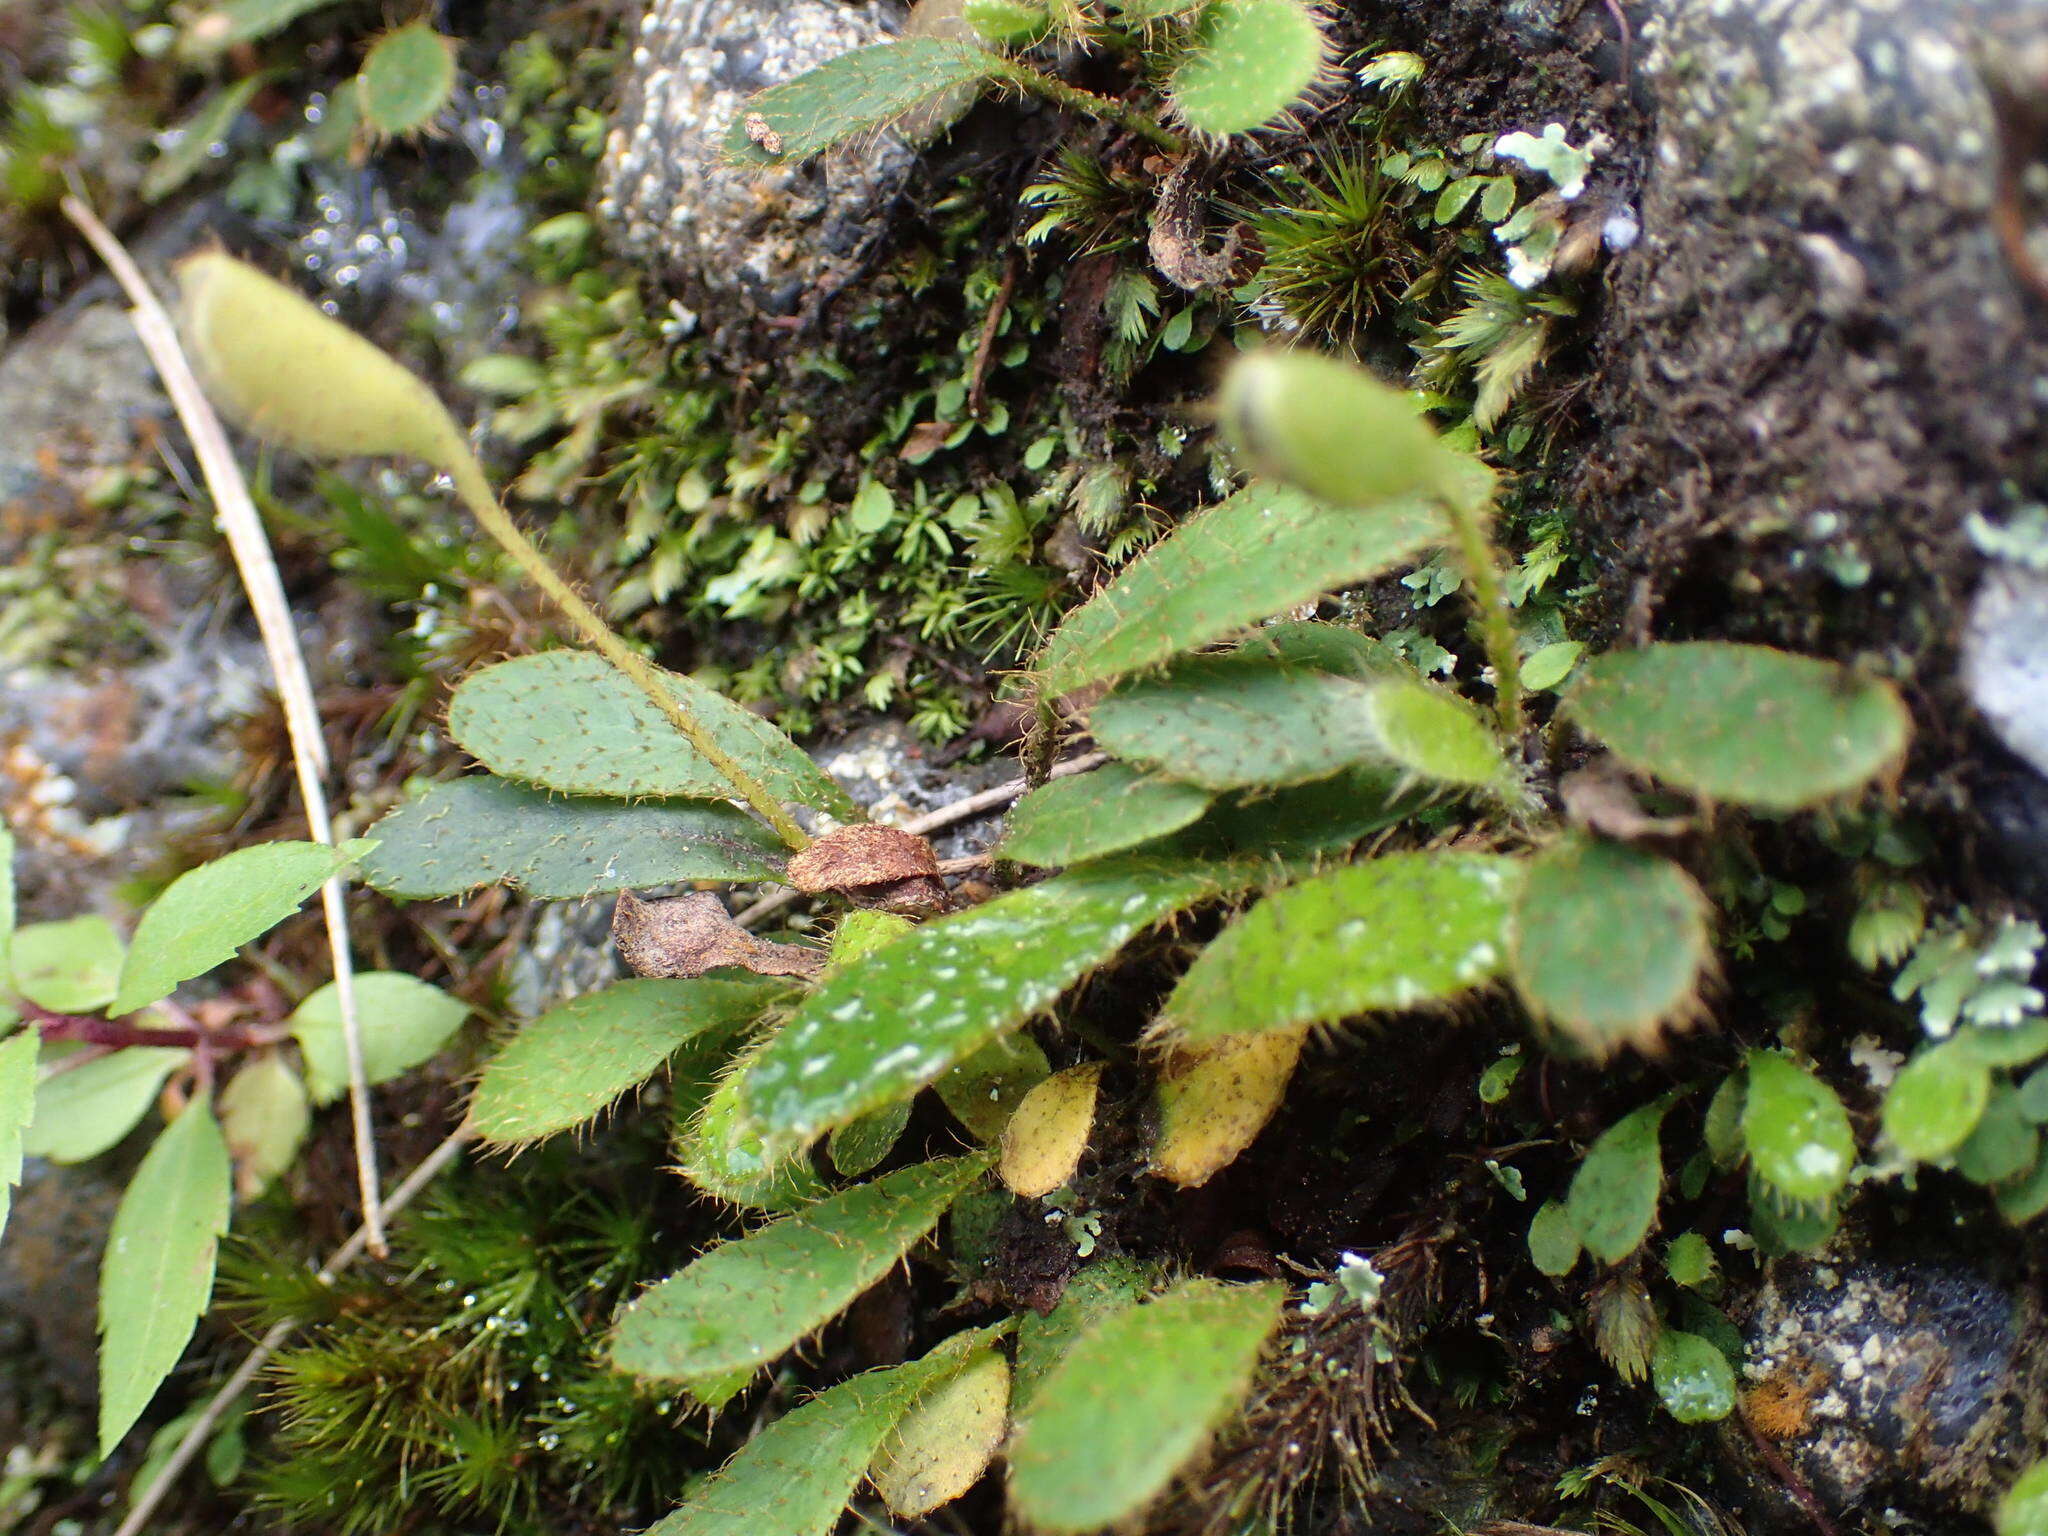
60,196,387,1257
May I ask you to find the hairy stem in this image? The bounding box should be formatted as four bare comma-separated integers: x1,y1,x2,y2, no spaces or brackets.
441,456,813,852
994,59,1186,153
1444,488,1523,738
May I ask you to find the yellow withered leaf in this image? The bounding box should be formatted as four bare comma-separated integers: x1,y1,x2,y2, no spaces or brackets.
175,251,468,471
868,1348,1011,1518
1151,1028,1304,1188
1000,1061,1104,1198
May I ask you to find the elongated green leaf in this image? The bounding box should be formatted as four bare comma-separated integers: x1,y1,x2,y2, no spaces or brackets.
736,863,1220,1151
114,841,363,1016
870,1349,1010,1518
359,776,785,899
1882,1038,1991,1161
828,1099,912,1178
448,652,855,818
612,1154,990,1381
1366,678,1505,786
1166,0,1326,134
12,914,124,1012
1012,1257,1158,1412
998,764,1214,868
0,1031,36,1240
721,38,1003,165
1509,836,1712,1054
1568,1099,1669,1264
1009,1278,1283,1533
98,1101,232,1457
1034,485,1439,695
24,1045,190,1163
1164,852,1520,1043
1568,643,1910,811
143,73,269,201
1741,1051,1855,1204
469,978,780,1145
1167,766,1423,862
1091,658,1381,791
646,1327,1003,1536
290,972,469,1106
180,0,339,50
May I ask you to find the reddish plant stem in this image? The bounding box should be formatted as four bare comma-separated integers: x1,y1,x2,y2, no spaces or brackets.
21,1001,287,1054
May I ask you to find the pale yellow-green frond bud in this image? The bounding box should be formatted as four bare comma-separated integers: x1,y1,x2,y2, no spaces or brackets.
175,251,468,473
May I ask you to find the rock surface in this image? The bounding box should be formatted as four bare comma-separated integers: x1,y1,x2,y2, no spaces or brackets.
596,0,912,318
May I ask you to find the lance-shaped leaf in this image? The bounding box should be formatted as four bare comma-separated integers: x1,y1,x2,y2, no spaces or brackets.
735,863,1220,1151
1033,485,1440,695
469,978,781,1145
1510,835,1712,1055
612,1154,991,1381
291,972,469,1105
0,1031,36,1241
359,776,786,898
448,651,855,818
1568,642,1910,811
1568,1099,1670,1265
113,840,365,1016
98,1101,232,1457
24,1045,191,1163
1163,852,1520,1043
1168,766,1424,862
645,1326,1006,1536
1166,0,1327,135
997,764,1214,868
1741,1051,1855,1205
722,38,1004,165
1365,678,1506,786
1008,1278,1284,1533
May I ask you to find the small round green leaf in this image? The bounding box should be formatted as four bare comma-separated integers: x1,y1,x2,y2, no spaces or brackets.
1650,1329,1736,1424
1509,836,1712,1055
1568,1099,1669,1265
1882,1038,1992,1161
1527,1199,1580,1277
1568,642,1909,811
1741,1051,1856,1204
1167,0,1326,136
356,22,458,138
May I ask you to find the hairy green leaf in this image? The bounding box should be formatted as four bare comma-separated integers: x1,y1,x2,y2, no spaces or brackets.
1167,767,1425,862
612,1154,990,1381
1033,485,1439,695
1651,1330,1736,1424
12,915,124,1012
1008,1278,1283,1533
736,863,1219,1151
1013,1257,1158,1412
469,978,780,1145
827,1100,912,1178
1091,657,1381,791
1163,851,1520,1042
1883,1039,1992,1161
644,1327,1002,1536
0,1031,36,1241
114,841,362,1016
1510,836,1712,1054
998,764,1214,868
1568,1099,1669,1265
722,38,1002,165
359,776,785,898
448,651,855,818
1365,678,1505,786
869,1348,1010,1518
291,972,469,1106
676,1039,830,1213
355,21,457,138
24,1045,190,1163
1569,642,1910,811
1166,0,1326,135
1742,1051,1855,1204
98,1101,232,1457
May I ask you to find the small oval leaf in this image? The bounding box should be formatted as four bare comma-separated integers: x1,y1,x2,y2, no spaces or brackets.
1741,1051,1856,1204
1000,1062,1104,1198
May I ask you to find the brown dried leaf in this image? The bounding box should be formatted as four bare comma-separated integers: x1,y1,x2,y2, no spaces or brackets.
613,891,823,980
